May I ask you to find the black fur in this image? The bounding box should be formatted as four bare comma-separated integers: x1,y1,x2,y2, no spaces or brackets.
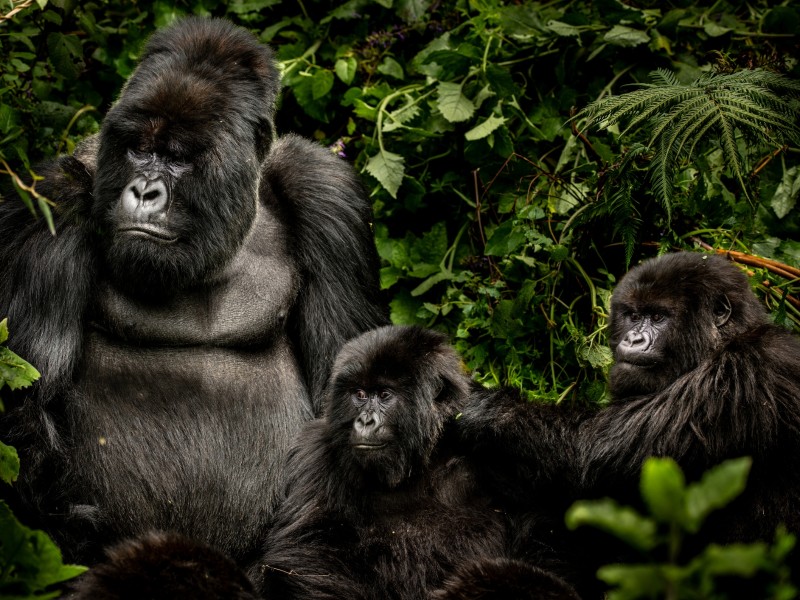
432,558,580,600
68,531,258,600
0,17,386,565
459,252,800,593
250,326,579,600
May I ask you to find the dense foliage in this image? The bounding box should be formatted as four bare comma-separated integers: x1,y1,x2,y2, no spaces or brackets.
1,0,798,401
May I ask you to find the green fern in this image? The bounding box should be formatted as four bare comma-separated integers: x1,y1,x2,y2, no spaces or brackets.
578,69,800,217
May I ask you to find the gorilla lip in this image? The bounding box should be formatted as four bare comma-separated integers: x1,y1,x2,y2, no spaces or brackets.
352,442,387,450
118,225,179,243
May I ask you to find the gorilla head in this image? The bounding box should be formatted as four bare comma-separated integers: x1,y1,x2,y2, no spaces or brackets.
93,17,280,296
326,325,470,488
607,253,767,398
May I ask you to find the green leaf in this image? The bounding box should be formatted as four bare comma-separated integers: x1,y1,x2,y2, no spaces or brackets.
597,564,667,598
603,25,650,47
566,498,658,552
703,22,731,37
0,319,7,345
0,344,41,393
334,57,358,85
436,82,475,123
377,57,404,80
484,220,526,256
640,457,687,524
465,115,506,141
0,501,87,594
547,20,583,38
411,270,452,296
389,291,425,325
46,32,84,79
0,440,19,485
772,165,800,219
365,149,405,198
311,70,335,100
699,543,769,577
685,456,751,533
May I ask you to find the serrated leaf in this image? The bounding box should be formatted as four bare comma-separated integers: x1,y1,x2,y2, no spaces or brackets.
436,81,475,123
640,457,686,524
0,345,40,393
365,149,405,198
465,115,506,141
0,440,19,484
46,32,83,79
603,25,650,47
334,57,357,85
383,98,420,132
685,456,751,533
566,498,658,551
580,344,614,369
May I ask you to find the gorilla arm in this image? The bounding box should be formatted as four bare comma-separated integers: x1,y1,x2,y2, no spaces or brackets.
264,134,388,412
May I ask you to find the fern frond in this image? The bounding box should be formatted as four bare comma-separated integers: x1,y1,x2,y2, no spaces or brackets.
579,68,800,211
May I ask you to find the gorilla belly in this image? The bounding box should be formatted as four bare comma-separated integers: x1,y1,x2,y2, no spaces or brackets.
64,334,311,561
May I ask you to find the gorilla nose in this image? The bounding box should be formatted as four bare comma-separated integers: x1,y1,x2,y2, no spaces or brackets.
121,175,169,217
354,412,381,437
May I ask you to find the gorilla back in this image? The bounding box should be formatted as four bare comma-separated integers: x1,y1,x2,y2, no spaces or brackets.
0,17,386,564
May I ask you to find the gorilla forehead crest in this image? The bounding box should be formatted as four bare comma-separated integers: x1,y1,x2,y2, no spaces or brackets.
112,17,279,155
614,252,750,309
332,326,459,391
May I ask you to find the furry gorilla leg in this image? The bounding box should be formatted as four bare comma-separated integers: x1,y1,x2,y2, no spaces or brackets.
68,532,258,600
432,558,581,600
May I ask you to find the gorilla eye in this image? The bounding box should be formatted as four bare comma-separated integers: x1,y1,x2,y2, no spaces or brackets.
380,390,392,400
355,390,368,401
629,312,642,322
651,313,664,323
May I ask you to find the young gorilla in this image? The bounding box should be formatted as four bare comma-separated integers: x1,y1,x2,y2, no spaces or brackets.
250,325,580,600
460,252,800,591
0,17,386,565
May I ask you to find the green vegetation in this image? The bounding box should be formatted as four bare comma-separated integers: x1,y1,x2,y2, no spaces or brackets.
567,457,797,599
0,1,798,595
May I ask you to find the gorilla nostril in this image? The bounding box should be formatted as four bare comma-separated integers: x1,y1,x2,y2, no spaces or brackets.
120,175,169,217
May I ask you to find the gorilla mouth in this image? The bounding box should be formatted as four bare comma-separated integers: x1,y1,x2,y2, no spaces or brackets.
616,358,660,368
118,225,179,243
352,443,387,450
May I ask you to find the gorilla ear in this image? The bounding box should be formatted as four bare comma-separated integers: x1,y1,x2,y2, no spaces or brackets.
713,294,732,328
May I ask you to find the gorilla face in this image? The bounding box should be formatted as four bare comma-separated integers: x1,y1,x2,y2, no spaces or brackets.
327,326,470,489
91,17,279,297
607,253,765,398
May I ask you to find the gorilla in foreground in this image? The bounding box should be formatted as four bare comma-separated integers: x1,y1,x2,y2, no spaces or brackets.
461,252,800,590
0,17,386,565
250,325,580,600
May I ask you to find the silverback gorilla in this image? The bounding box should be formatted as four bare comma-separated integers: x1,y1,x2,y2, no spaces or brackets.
250,325,580,600
0,17,386,565
460,252,800,594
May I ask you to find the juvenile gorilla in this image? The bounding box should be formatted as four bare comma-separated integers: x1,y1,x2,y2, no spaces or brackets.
0,17,386,564
461,252,800,590
250,325,502,599
250,325,579,600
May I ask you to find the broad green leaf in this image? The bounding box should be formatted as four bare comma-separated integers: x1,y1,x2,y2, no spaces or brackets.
703,22,731,37
0,501,87,594
436,82,475,123
365,149,405,198
0,105,19,135
46,33,83,79
383,98,420,132
380,266,402,290
640,457,686,524
465,115,506,141
0,319,7,345
311,70,335,100
772,165,800,219
484,220,526,256
413,222,448,265
396,0,431,23
389,291,425,325
579,344,614,369
603,25,650,47
685,456,751,533
699,543,768,577
377,57,404,80
334,57,357,85
0,441,19,485
566,498,658,551
597,564,667,599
